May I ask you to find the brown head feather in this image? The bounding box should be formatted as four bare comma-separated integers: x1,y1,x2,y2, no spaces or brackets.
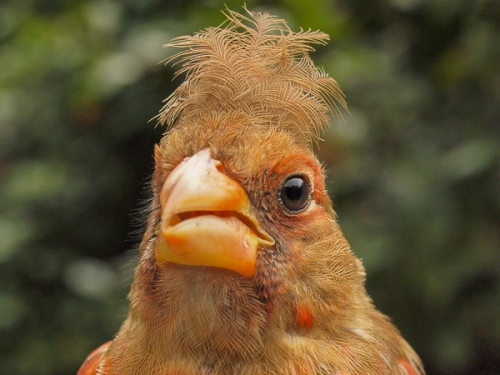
157,8,346,145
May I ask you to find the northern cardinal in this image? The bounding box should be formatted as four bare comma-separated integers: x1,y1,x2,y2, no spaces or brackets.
78,8,424,375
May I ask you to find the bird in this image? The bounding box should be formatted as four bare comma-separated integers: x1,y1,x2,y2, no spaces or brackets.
77,8,424,375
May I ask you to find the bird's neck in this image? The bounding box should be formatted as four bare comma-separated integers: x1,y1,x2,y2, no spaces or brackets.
126,260,275,362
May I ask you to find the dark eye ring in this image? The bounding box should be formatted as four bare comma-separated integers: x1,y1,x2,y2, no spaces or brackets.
279,175,311,213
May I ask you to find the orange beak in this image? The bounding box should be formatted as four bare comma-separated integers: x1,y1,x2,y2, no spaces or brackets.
155,148,275,278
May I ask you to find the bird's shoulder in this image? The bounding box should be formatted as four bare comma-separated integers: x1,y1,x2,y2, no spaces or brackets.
77,341,112,375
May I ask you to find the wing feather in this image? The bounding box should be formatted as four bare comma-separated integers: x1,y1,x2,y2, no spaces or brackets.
76,341,111,375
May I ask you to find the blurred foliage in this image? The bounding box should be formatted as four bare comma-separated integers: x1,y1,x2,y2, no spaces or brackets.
0,0,499,374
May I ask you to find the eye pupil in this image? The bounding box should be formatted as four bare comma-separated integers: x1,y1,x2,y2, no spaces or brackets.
285,180,304,201
280,176,310,212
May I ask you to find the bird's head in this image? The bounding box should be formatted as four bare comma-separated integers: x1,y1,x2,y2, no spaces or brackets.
127,8,372,361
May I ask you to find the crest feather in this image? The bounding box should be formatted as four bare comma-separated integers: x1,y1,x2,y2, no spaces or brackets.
157,8,346,144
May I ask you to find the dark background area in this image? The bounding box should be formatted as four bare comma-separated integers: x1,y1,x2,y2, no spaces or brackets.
0,0,499,374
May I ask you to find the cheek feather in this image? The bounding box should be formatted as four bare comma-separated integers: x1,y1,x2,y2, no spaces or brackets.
295,302,315,329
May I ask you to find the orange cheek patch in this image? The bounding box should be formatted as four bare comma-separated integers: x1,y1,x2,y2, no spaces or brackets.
295,302,314,328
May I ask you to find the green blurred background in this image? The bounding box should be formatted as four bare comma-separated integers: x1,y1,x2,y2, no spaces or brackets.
0,0,499,374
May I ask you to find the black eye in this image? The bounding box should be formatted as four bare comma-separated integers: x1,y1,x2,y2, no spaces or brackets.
280,176,310,213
